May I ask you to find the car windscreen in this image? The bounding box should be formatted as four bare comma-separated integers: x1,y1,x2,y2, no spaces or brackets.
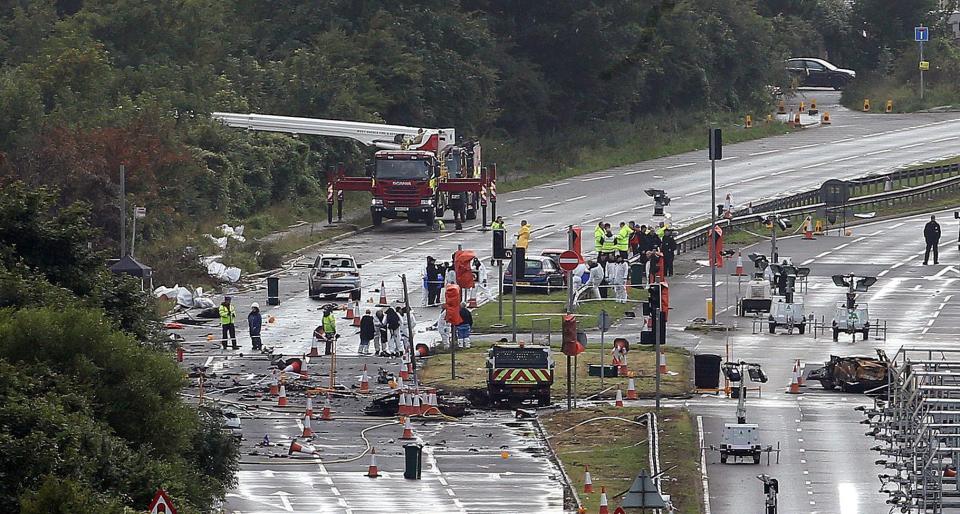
321,258,354,269
507,259,544,274
376,159,431,180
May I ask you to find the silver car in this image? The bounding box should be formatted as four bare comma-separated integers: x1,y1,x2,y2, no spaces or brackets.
308,254,362,299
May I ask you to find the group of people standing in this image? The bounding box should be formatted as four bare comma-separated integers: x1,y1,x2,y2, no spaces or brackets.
354,305,414,357
421,255,490,306
594,220,677,277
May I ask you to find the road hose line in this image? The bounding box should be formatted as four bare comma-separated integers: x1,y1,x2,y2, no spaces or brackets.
237,420,398,466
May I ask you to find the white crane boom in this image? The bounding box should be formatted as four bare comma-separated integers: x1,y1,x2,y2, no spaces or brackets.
210,112,456,153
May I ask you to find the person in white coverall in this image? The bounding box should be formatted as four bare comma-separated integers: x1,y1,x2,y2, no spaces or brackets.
586,261,605,301
436,308,451,349
469,257,490,302
605,254,628,303
571,261,588,292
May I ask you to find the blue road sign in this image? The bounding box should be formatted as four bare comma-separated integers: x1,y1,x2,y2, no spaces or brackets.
915,26,929,42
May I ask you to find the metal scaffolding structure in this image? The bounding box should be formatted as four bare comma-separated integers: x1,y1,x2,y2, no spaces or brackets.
862,347,960,513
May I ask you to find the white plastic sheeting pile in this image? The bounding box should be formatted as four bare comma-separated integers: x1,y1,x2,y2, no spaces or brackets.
199,224,246,282
153,285,217,309
205,224,246,250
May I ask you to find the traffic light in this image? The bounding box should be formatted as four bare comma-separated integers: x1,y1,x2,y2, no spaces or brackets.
648,284,660,311
493,229,510,260
444,284,463,325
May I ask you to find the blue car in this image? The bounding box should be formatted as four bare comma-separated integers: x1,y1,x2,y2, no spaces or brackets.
502,255,566,294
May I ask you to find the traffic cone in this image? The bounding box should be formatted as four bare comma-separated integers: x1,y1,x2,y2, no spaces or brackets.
808,98,818,115
468,297,478,309
793,111,801,128
400,417,415,440
269,371,279,396
796,359,806,387
626,378,638,400
344,301,355,320
885,99,893,113
288,440,317,456
379,281,388,306
615,387,624,408
411,393,422,416
777,98,786,114
398,392,410,416
863,98,871,112
583,465,594,493
366,448,380,478
798,101,805,112
353,310,362,327
307,336,321,357
732,251,745,276
821,111,831,125
399,362,409,380
599,486,609,514
658,350,668,374
786,367,802,394
277,384,288,407
359,364,370,393
320,394,333,420
302,413,314,437
305,395,314,418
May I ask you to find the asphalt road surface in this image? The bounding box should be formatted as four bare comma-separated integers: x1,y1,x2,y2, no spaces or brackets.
179,91,960,514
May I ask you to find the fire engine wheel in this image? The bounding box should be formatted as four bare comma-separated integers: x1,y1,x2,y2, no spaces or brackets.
537,391,551,407
435,205,444,218
753,454,761,464
371,211,383,226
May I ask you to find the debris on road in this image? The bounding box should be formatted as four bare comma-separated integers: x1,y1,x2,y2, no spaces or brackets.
807,350,889,394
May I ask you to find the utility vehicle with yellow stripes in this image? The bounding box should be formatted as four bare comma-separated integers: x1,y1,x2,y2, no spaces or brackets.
486,344,555,406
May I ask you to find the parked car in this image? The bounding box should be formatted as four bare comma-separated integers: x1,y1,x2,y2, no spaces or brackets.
308,254,362,299
786,58,856,90
503,255,566,293
539,249,565,267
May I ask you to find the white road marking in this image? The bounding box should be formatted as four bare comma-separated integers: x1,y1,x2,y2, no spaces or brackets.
835,243,849,250
749,150,778,156
830,137,855,143
790,143,818,150
665,162,696,169
900,142,925,149
565,195,587,202
834,155,860,163
536,182,568,189
815,251,831,258
505,196,542,203
697,416,712,514
625,168,655,175
932,136,960,143
864,149,892,156
740,175,765,183
540,201,562,209
801,162,826,169
770,169,795,176
581,175,614,182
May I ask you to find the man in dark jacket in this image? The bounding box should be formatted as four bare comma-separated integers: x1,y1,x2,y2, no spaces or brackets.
358,309,375,355
385,306,403,357
426,257,440,305
924,214,942,265
248,302,262,351
662,230,678,277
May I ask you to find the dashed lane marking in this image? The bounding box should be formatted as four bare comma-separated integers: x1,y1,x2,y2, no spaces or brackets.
833,155,860,163
540,201,562,209
580,175,614,182
932,136,960,143
770,169,795,176
624,168,655,175
749,149,778,156
864,149,892,156
565,195,587,202
790,143,819,150
801,162,826,169
665,162,696,169
740,175,765,183
830,137,855,144
900,142,925,149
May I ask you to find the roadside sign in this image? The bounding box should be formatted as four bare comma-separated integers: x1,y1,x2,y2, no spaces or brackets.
557,250,582,271
708,128,722,161
134,206,147,218
820,179,850,207
598,310,612,331
919,61,930,71
915,26,928,42
148,489,177,514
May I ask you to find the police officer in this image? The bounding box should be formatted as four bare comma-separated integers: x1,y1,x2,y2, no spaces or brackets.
321,305,337,355
924,214,941,265
600,227,617,264
491,216,505,230
594,221,605,256
617,221,631,260
219,296,238,350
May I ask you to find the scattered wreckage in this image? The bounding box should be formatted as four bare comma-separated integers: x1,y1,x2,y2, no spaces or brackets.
807,350,890,395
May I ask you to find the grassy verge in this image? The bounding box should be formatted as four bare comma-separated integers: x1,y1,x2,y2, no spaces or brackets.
841,79,960,113
473,288,647,333
420,342,691,400
542,406,702,514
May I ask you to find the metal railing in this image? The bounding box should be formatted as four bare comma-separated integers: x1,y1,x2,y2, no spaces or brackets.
675,162,960,252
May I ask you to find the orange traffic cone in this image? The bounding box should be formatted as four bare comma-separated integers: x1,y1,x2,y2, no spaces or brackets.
398,392,411,416
821,111,831,125
302,413,314,437
658,350,668,374
379,281,388,306
359,364,370,393
399,362,409,380
793,112,802,128
777,98,786,114
599,486,609,514
288,440,317,456
307,336,321,357
786,367,802,394
803,217,815,240
277,384,288,407
615,387,624,408
353,310,362,327
344,301,355,320
584,465,594,493
366,448,380,478
320,394,333,420
796,359,806,387
269,370,279,396
732,252,745,276
411,393,422,416
400,417,416,440
305,395,314,418
626,378,638,400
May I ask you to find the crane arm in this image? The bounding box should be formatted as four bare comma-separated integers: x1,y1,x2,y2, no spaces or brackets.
210,112,456,153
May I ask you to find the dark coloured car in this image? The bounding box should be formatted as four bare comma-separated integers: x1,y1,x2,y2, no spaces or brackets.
786,58,856,90
503,255,566,293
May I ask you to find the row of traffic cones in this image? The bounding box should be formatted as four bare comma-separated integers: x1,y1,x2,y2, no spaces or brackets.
581,467,622,514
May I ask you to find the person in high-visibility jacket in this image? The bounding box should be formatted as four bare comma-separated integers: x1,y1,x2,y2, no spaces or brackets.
600,228,617,263
321,306,337,355
515,220,531,280
491,216,505,230
219,296,238,350
594,221,605,254
616,222,631,259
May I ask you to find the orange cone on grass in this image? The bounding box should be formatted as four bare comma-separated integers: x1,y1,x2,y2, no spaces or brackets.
626,378,638,400
583,465,594,493
599,486,609,514
615,387,624,408
366,448,380,478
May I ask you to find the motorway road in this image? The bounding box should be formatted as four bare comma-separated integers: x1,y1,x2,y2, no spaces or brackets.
201,91,960,514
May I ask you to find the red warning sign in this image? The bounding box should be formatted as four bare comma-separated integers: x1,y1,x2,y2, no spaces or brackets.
148,489,177,514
